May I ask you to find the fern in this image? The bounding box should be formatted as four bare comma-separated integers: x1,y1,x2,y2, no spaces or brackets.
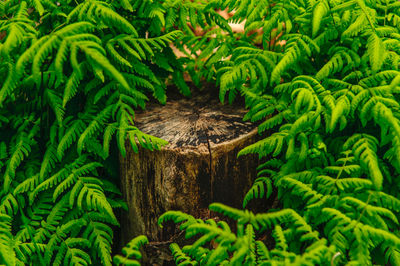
366,32,387,73
169,243,198,266
242,176,273,208
154,0,400,264
5,0,400,264
0,0,186,264
113,235,148,266
0,213,15,266
159,204,335,265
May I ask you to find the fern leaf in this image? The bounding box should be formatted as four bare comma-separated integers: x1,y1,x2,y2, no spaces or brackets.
120,0,133,11
390,73,400,89
40,145,59,181
32,0,45,16
167,243,197,266
271,44,300,85
77,105,113,155
342,13,368,38
80,43,131,92
367,32,387,73
158,211,198,230
238,131,287,158
3,134,31,191
45,89,65,125
312,1,329,38
83,219,113,266
0,193,19,216
0,214,15,266
344,134,383,190
329,96,350,133
243,177,272,208
209,203,255,227
279,177,323,205
0,1,36,56
57,119,86,158
63,65,85,107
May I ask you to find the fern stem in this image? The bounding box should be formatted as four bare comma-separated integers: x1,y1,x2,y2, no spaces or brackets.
356,0,375,31
327,154,348,195
355,192,371,224
49,23,66,35
39,71,45,156
383,2,388,26
326,0,338,31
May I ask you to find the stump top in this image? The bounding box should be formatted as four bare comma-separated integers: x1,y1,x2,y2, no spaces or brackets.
135,92,256,149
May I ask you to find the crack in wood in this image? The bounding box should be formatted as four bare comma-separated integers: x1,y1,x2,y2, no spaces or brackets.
196,108,214,205
204,129,213,206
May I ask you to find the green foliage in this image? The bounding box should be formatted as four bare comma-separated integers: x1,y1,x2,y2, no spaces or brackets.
233,0,400,264
113,235,148,266
0,0,206,264
6,0,400,264
154,0,400,265
159,204,336,265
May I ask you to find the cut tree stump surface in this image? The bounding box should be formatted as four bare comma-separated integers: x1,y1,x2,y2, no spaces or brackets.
120,90,259,243
135,94,255,148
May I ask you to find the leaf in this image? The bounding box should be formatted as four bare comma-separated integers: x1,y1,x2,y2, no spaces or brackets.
367,32,386,73
312,1,328,38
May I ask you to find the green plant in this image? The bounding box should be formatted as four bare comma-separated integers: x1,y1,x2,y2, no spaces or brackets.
159,203,336,265
158,0,400,264
113,235,148,266
5,0,400,264
0,0,228,264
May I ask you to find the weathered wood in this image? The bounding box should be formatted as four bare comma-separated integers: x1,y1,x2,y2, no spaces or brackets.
120,91,259,242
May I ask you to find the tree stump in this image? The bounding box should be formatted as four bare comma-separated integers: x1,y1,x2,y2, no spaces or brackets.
120,90,259,242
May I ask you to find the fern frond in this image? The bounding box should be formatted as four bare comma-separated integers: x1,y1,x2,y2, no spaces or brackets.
316,49,360,81
45,89,65,125
70,177,117,224
342,12,368,38
238,131,288,158
0,213,15,266
366,32,387,73
343,134,383,189
77,105,113,155
158,211,198,231
168,243,197,266
113,235,148,266
0,1,36,56
29,156,87,203
271,43,300,85
44,219,89,265
243,177,272,208
67,1,138,36
62,64,86,107
322,207,400,249
340,197,398,229
312,0,329,38
209,203,256,226
3,133,32,191
0,193,19,216
83,218,113,266
278,177,323,205
127,127,168,153
329,95,350,132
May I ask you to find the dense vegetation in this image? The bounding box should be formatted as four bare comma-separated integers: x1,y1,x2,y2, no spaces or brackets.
0,0,186,264
1,0,400,265
159,0,400,265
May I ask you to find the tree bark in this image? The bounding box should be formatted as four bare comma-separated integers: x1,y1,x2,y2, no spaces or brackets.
120,91,259,242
